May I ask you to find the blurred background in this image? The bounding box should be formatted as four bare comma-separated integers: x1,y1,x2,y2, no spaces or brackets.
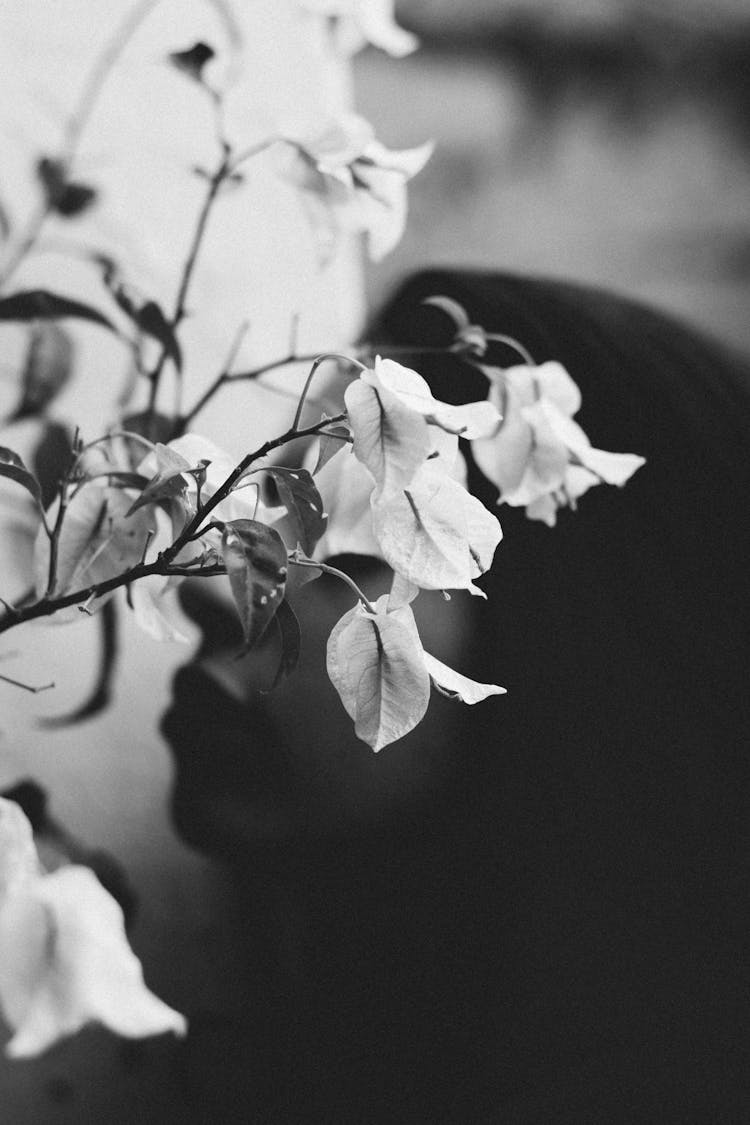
359,0,750,353
2,0,750,1119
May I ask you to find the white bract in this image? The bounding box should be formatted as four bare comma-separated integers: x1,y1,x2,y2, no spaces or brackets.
370,357,501,439
299,0,419,57
142,434,274,529
471,362,645,526
282,114,433,261
326,585,505,751
0,799,186,1058
341,359,503,594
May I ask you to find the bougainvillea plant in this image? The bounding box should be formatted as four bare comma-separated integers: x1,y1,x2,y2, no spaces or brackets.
0,1,644,1057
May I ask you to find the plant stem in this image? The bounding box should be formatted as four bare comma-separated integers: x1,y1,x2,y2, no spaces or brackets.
163,413,347,560
291,353,365,432
289,557,376,615
484,333,535,366
181,350,323,429
0,412,347,637
0,672,55,693
183,341,480,430
146,146,232,413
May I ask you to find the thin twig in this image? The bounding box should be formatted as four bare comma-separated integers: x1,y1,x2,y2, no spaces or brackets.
289,557,376,615
163,413,347,559
0,414,346,637
176,319,249,433
146,146,232,412
291,353,365,432
0,672,55,694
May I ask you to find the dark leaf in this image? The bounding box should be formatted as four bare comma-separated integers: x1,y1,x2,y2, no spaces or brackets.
0,446,43,508
32,421,74,508
271,598,301,688
221,519,288,651
260,466,327,556
11,322,74,421
121,410,178,444
167,41,215,83
0,290,116,332
96,470,151,491
125,444,194,516
104,276,182,371
36,157,97,218
313,417,351,475
136,301,182,371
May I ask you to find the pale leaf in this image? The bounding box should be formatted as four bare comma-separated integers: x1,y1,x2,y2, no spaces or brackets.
423,652,506,704
345,377,430,496
326,598,430,751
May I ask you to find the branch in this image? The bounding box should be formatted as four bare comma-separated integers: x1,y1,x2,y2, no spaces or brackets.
289,556,376,615
0,414,345,638
162,412,347,561
146,146,232,411
182,340,476,430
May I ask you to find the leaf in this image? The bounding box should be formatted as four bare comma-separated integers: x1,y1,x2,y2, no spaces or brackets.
260,466,327,555
103,274,182,371
0,798,38,899
32,421,73,508
372,470,502,593
34,485,155,608
326,598,430,751
221,520,288,650
422,652,505,704
271,598,301,687
36,157,97,218
121,411,177,445
134,302,182,371
313,416,351,475
345,376,430,497
11,323,74,421
369,357,500,439
0,447,42,508
167,41,215,83
0,290,116,332
306,450,381,561
125,444,194,516
0,861,186,1057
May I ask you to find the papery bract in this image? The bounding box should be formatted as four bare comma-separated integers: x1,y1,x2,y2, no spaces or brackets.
0,799,186,1058
326,595,430,751
372,465,502,595
282,114,432,261
422,652,505,704
345,374,431,497
369,358,501,439
308,447,381,560
472,362,645,525
299,0,419,58
33,484,156,615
